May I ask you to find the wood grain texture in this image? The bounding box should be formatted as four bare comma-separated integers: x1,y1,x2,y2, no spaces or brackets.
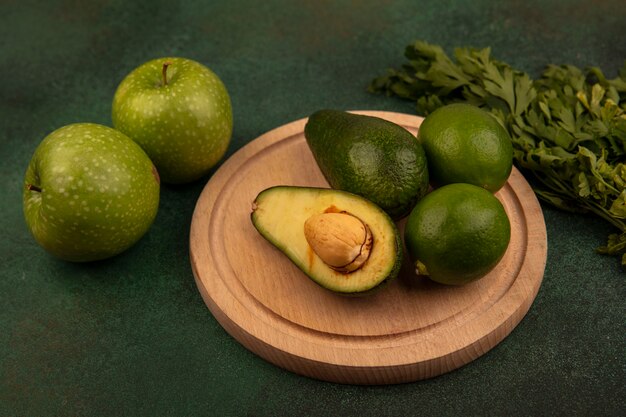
189,111,547,385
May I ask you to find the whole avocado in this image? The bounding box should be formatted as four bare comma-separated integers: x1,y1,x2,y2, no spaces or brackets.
304,110,429,219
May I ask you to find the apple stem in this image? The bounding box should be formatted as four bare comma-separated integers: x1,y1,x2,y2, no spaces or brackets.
162,61,172,86
27,184,42,192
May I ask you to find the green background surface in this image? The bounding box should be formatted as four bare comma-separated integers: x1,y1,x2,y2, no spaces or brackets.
1,1,625,416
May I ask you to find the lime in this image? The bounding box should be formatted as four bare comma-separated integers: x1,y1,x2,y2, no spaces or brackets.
418,103,513,192
404,183,511,285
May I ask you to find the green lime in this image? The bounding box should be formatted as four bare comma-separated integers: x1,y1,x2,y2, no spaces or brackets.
418,103,513,192
404,183,511,285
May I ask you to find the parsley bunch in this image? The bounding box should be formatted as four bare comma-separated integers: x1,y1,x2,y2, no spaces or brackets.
369,41,626,267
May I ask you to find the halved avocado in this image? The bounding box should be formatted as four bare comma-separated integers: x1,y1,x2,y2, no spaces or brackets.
251,186,402,295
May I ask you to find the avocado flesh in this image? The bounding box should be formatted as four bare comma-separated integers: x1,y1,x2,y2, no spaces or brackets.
304,110,429,220
251,186,402,294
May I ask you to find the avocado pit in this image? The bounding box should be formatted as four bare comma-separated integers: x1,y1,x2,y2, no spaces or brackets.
303,210,373,273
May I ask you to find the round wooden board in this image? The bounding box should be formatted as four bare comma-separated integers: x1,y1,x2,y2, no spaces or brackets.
189,111,547,385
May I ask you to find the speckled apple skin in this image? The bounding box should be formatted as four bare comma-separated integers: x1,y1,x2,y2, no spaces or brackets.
23,123,161,262
112,57,233,184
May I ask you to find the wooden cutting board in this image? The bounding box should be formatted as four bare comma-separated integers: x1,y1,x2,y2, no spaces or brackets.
189,111,547,385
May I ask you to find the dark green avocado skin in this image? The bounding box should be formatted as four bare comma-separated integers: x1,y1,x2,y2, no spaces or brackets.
304,110,429,220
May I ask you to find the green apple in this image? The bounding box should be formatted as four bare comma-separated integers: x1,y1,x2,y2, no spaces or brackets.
112,57,233,184
23,123,160,262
